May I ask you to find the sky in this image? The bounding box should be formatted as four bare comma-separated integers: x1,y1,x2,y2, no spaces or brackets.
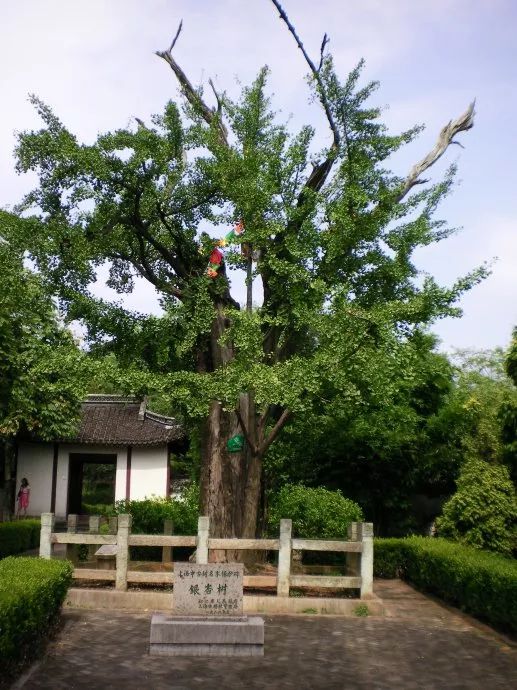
1,0,516,353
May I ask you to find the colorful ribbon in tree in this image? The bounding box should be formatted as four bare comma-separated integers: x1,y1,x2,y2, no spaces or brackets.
206,221,245,278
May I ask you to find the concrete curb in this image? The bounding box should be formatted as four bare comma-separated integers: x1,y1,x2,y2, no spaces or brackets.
65,588,384,616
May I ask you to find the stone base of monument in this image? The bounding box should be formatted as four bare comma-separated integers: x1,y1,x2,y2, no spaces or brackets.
149,614,264,657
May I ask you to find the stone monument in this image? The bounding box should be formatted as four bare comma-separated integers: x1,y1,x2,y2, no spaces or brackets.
149,562,264,656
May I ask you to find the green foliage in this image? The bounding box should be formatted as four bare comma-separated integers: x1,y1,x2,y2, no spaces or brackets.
82,503,114,516
374,537,517,635
372,538,407,578
268,484,363,538
0,213,89,441
272,343,517,538
505,328,517,386
501,328,517,483
0,520,41,559
266,332,457,535
6,48,486,429
0,557,73,677
114,485,200,535
436,459,517,555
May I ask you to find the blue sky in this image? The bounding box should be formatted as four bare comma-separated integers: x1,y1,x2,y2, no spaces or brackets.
1,0,516,352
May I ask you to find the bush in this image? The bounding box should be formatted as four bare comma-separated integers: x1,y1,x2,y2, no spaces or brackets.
114,484,199,535
0,520,41,559
374,537,517,635
0,557,73,681
268,484,363,539
113,485,200,561
436,459,517,555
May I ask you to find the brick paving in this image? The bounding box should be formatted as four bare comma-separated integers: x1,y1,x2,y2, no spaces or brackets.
13,580,517,690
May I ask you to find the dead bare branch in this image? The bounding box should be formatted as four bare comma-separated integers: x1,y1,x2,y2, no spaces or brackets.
156,22,229,147
169,19,183,52
271,0,340,149
318,33,329,72
208,78,223,118
396,100,475,203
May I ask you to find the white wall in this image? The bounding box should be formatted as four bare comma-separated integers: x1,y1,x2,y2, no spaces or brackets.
56,444,126,517
15,442,168,517
16,442,54,517
115,449,128,503
130,446,168,500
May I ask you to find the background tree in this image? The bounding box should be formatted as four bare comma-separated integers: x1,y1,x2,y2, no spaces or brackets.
0,211,89,515
6,3,485,542
501,328,517,484
432,346,517,553
265,331,458,535
435,458,517,555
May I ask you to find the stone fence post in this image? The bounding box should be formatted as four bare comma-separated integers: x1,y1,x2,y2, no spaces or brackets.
162,519,173,563
346,521,360,576
196,516,209,564
40,512,54,559
358,522,373,598
277,519,292,597
88,515,100,561
67,514,78,562
116,514,131,591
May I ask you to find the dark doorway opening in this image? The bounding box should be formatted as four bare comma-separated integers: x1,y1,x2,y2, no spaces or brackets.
67,453,117,514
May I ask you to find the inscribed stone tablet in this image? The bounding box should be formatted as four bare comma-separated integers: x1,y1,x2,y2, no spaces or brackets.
173,563,243,616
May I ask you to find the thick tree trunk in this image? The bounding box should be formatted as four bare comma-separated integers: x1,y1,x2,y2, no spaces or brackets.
197,304,264,560
199,398,263,562
200,400,246,540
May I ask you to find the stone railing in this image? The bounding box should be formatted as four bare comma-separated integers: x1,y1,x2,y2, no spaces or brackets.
39,514,373,598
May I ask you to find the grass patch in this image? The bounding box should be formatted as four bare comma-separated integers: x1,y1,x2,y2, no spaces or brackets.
354,603,369,617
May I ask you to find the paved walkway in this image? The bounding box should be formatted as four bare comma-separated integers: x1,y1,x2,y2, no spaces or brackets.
14,580,517,690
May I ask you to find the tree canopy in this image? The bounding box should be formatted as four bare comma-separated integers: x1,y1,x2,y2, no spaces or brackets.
0,211,88,442
3,4,486,538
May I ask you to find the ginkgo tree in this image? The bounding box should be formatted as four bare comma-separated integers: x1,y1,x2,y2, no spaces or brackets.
7,1,485,543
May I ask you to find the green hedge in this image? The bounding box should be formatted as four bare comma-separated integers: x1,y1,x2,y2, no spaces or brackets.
374,537,517,635
0,520,41,559
0,557,73,679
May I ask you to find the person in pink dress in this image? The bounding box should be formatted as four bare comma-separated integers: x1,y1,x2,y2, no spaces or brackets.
17,477,30,517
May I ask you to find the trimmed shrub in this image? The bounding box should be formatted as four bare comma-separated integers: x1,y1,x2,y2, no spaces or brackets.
114,484,199,535
0,557,73,681
374,537,517,635
268,484,363,539
0,520,41,559
113,486,199,561
372,538,407,578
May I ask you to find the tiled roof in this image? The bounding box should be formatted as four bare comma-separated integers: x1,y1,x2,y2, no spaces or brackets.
64,395,185,446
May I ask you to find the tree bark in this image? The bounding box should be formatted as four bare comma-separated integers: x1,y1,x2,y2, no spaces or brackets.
199,397,263,561
197,305,264,561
